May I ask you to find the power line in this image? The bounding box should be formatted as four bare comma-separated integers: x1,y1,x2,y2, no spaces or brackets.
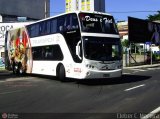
107,10,159,14
49,10,159,14
50,11,64,13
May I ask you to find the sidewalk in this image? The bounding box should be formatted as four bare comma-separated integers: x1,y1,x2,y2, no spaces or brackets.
123,63,160,69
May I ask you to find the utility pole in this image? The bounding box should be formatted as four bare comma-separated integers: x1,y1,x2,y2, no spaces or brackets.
0,15,2,22
45,0,47,18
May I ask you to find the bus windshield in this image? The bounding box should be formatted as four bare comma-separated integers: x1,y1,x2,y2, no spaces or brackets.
79,13,118,34
83,37,122,61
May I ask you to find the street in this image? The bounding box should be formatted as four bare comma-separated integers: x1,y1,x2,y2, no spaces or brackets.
0,67,160,119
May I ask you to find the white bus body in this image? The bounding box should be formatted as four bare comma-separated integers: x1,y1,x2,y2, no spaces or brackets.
5,11,122,80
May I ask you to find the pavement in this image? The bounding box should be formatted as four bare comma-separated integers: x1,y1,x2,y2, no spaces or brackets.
124,63,160,69
124,63,160,119
0,69,12,77
1,64,160,119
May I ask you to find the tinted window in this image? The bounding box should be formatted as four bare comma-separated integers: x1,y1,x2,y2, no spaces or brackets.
51,18,57,33
79,13,118,34
62,14,82,63
27,13,80,38
32,45,63,61
39,21,48,35
83,37,122,61
64,14,79,31
46,20,51,34
57,16,65,32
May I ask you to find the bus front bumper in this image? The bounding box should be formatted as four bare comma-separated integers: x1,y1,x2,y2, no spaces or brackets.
78,69,122,79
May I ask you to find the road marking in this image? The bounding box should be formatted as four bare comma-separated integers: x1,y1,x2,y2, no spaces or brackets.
141,106,160,119
130,69,147,71
148,67,160,70
124,84,146,91
132,71,139,74
123,73,131,74
0,90,22,95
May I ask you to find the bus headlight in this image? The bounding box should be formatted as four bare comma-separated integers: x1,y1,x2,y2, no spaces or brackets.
117,65,122,69
86,64,95,69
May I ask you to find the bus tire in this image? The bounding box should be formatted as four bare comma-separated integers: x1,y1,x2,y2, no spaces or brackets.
17,62,25,75
12,62,17,75
12,65,16,74
57,64,66,81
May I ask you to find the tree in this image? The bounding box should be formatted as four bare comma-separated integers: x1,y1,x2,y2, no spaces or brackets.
147,11,160,21
121,39,129,48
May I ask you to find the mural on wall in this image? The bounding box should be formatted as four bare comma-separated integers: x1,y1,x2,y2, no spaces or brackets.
7,27,32,73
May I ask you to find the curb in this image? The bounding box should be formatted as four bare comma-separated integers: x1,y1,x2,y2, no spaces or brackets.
0,70,12,76
123,64,160,69
0,72,12,76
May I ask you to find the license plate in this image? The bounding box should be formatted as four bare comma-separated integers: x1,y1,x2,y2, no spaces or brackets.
103,74,110,77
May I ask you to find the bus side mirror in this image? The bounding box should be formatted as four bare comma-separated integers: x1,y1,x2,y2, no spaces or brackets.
76,41,82,60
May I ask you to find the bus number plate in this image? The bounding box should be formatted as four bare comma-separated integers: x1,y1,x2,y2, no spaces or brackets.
103,74,110,77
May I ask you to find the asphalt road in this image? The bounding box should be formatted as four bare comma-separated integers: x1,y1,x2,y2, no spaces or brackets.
0,68,160,119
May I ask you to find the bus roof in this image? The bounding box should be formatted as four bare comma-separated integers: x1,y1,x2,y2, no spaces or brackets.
27,11,113,26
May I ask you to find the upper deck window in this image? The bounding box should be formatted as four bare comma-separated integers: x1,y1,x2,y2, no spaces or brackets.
79,13,119,34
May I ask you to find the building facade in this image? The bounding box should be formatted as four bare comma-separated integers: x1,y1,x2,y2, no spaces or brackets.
0,0,50,22
65,0,105,12
117,21,128,41
0,0,50,62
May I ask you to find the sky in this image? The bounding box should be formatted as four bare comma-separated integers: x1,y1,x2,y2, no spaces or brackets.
50,0,160,22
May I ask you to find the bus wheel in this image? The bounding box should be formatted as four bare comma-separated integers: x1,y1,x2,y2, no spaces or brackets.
57,64,66,81
17,63,25,75
12,65,17,74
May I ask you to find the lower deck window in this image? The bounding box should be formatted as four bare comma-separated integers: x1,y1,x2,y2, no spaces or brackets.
32,45,63,61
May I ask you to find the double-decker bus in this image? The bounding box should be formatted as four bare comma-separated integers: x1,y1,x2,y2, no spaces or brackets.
5,11,122,80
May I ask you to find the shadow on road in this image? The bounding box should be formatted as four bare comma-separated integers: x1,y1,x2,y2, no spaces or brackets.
21,74,152,86
29,74,75,82
0,70,13,80
76,74,151,86
0,70,152,87
0,70,29,81
0,74,27,81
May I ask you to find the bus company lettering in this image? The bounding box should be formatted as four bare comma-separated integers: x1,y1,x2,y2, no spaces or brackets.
84,16,113,23
103,18,113,23
74,68,82,73
85,16,98,22
31,37,55,46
